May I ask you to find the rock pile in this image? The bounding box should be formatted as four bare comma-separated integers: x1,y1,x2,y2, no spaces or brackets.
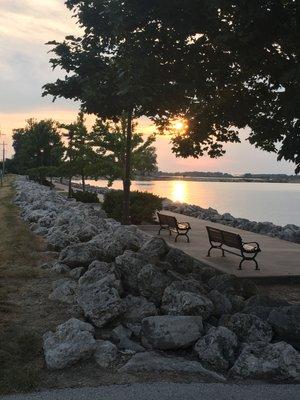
14,178,300,382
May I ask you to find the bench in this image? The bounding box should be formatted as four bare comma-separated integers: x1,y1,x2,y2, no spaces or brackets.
206,226,261,270
157,212,191,242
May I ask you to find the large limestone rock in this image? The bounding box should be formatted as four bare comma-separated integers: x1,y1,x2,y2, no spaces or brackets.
161,281,213,319
94,340,118,368
122,295,157,323
59,242,103,268
48,279,77,304
139,237,169,261
207,290,233,317
113,225,148,251
225,313,273,344
77,273,125,327
138,264,172,305
141,315,203,350
119,352,226,381
244,294,290,319
268,305,300,346
115,250,148,293
230,341,300,382
43,318,96,369
208,274,257,298
194,326,238,371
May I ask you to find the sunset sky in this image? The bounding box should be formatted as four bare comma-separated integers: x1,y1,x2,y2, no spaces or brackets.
0,0,295,174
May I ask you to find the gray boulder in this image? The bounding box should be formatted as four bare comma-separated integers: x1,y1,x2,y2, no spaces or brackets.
139,237,169,261
141,315,203,350
59,242,103,268
208,274,257,298
161,281,213,319
244,294,290,319
207,290,233,317
194,326,238,371
268,305,300,344
113,225,147,251
122,295,157,323
43,318,96,369
138,264,172,305
230,341,300,382
225,313,273,344
110,324,144,354
119,352,226,381
69,267,85,280
49,279,77,304
115,250,148,292
77,274,125,327
94,340,117,368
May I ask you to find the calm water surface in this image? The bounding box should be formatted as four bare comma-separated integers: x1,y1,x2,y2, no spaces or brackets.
85,179,300,226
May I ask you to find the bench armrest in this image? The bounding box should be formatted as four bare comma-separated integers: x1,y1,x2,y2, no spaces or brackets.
178,222,191,229
243,241,261,251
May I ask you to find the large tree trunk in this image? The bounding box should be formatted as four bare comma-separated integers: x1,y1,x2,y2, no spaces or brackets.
122,111,133,225
68,176,72,198
82,174,86,191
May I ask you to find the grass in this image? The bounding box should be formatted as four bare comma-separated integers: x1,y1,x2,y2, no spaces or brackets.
0,176,43,394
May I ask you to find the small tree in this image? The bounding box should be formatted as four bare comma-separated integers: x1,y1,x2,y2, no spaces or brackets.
91,117,158,188
12,119,64,174
60,112,95,195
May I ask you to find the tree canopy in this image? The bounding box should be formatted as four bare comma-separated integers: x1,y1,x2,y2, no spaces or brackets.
12,119,64,173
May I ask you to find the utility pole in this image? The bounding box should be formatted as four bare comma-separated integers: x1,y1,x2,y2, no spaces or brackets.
0,132,6,186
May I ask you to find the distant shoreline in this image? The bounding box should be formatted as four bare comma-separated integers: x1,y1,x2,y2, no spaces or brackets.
86,176,300,184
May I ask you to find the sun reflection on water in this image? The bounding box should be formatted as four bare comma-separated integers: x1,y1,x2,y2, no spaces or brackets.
171,181,187,203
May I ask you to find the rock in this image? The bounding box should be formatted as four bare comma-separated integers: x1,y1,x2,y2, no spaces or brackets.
138,264,172,305
139,237,169,261
94,340,117,368
222,213,235,222
113,225,147,251
77,274,125,327
69,267,85,280
207,290,233,317
230,341,300,382
268,305,300,345
79,261,114,286
161,281,213,319
110,324,144,353
49,279,77,304
228,295,245,313
141,315,203,350
122,295,157,323
51,262,71,274
43,318,96,369
119,352,226,381
115,250,148,293
164,248,197,274
208,274,257,299
225,313,273,344
59,242,103,268
194,326,238,371
244,294,290,319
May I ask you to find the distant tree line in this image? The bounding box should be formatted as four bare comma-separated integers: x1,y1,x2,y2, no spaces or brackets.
6,114,158,198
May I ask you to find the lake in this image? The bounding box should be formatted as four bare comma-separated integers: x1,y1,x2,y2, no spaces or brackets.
84,179,300,226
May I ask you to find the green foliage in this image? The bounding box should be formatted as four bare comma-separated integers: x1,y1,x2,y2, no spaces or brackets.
44,1,300,173
27,167,54,188
90,117,158,182
71,189,100,203
12,119,64,173
60,112,99,189
103,190,162,225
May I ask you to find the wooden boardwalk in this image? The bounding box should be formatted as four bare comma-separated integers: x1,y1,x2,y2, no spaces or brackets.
140,211,300,280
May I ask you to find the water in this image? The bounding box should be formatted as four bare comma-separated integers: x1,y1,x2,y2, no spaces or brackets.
84,179,300,226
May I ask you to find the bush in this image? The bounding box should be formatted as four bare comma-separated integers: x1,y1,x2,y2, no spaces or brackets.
71,190,100,203
103,190,162,224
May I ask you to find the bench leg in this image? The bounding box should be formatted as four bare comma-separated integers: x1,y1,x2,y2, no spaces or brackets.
238,258,245,270
207,246,214,257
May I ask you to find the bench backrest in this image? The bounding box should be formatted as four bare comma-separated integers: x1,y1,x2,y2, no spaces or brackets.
157,212,178,228
206,226,242,250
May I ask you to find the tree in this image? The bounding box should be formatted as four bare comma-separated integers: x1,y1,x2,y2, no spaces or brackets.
128,1,299,172
60,112,95,196
12,119,64,173
90,117,158,186
43,1,185,224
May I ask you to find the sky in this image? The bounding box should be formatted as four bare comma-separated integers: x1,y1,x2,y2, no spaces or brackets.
0,0,295,175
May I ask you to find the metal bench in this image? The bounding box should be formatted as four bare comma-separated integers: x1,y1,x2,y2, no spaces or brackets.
206,226,261,270
157,212,191,242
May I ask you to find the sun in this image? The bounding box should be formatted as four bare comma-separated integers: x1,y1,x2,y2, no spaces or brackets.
174,121,184,130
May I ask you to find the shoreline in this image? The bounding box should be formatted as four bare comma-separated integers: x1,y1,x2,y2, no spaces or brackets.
59,179,300,245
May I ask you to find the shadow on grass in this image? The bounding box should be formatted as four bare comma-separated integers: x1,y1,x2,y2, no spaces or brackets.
0,329,42,394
